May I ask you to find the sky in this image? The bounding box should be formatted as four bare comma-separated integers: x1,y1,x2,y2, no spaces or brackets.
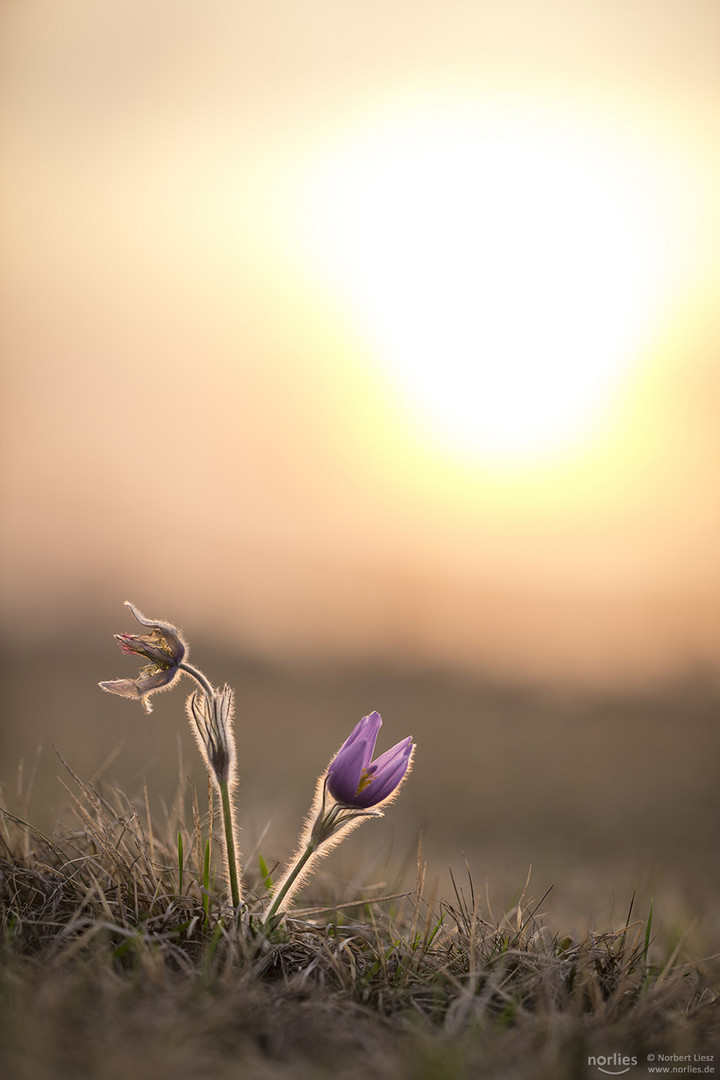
1,0,719,686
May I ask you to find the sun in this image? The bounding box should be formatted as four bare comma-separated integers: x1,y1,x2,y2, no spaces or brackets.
295,101,688,461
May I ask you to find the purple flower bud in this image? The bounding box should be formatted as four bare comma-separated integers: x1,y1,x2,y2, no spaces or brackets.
99,602,187,714
326,712,414,809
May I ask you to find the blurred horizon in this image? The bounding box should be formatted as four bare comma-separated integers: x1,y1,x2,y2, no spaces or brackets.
2,637,719,930
2,0,720,690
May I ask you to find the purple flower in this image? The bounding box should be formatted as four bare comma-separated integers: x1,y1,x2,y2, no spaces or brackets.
326,712,414,809
99,602,187,714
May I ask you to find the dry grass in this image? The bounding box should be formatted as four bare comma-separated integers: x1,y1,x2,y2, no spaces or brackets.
1,754,718,1080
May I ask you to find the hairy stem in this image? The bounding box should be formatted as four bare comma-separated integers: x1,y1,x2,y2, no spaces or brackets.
179,661,215,699
263,840,318,925
219,778,241,910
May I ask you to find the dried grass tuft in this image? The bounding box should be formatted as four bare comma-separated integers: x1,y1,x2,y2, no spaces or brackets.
1,759,719,1080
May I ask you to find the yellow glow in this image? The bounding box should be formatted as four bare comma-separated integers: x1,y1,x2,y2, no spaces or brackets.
296,102,693,461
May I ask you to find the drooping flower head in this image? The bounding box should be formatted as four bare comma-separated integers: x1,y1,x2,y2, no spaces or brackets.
326,711,414,810
99,602,187,714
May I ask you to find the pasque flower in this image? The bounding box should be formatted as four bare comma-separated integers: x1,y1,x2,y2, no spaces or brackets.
262,712,414,928
99,602,187,714
327,711,413,809
99,601,242,908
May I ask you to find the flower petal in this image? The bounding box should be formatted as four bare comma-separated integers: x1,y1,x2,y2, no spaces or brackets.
99,677,145,701
327,732,370,804
352,737,414,808
326,713,383,803
124,602,187,662
115,633,177,668
99,660,183,713
365,735,413,780
333,712,382,759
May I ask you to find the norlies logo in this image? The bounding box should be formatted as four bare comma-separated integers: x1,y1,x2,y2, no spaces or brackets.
588,1053,638,1075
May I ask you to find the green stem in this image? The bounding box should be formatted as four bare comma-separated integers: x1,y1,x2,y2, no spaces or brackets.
263,840,318,925
219,779,241,910
261,800,374,927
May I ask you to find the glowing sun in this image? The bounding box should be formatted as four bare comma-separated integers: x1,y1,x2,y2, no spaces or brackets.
298,103,687,460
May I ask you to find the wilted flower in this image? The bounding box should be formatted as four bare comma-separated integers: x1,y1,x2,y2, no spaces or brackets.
99,601,242,908
186,684,236,786
327,711,413,809
99,601,187,714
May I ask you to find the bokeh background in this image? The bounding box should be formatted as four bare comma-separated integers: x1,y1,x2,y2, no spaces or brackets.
2,0,719,930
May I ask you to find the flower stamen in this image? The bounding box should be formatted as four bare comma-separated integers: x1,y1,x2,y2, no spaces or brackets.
356,768,374,795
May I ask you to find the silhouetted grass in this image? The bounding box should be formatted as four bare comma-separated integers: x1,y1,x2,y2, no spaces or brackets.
1,753,718,1080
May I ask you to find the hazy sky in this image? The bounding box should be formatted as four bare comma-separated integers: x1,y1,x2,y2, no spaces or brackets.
2,0,719,684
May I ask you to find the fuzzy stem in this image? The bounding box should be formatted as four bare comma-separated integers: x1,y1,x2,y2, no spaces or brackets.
261,799,381,926
219,778,241,910
263,839,318,925
179,661,215,699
